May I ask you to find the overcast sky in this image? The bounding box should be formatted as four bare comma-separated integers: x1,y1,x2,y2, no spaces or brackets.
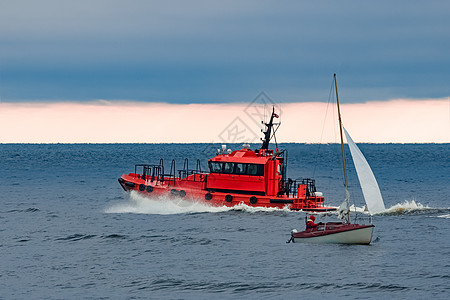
1,0,449,103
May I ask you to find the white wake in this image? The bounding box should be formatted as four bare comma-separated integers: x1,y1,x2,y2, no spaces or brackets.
335,200,437,216
105,191,292,215
437,214,450,218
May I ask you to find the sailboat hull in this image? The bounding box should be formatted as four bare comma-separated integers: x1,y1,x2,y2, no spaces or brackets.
291,223,374,245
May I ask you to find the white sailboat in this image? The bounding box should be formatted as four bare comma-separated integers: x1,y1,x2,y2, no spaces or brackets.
290,74,385,245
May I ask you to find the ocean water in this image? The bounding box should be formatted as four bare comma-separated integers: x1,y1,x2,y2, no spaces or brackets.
1,143,449,299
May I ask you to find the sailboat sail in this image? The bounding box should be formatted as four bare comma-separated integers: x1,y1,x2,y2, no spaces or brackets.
343,127,385,215
337,190,350,220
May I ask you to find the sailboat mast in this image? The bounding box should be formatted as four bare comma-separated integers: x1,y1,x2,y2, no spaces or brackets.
334,73,348,188
335,74,351,224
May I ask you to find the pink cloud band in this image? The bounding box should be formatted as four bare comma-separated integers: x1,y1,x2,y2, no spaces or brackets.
1,99,448,143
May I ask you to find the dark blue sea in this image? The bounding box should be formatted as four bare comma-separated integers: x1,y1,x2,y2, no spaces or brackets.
1,143,449,299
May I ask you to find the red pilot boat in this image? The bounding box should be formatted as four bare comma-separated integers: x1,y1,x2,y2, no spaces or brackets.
118,108,336,212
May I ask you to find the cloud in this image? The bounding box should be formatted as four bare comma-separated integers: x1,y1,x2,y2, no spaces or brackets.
0,1,449,102
1,98,448,143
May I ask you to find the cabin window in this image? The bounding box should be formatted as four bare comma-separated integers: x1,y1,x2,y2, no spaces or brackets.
223,162,234,174
209,162,264,176
209,162,223,173
235,163,246,174
247,164,264,176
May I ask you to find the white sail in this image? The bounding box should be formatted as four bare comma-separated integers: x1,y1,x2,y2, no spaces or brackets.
343,127,385,215
337,190,350,220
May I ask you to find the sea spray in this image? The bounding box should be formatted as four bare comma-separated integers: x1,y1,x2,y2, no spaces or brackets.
105,191,293,215
375,199,450,216
382,199,430,215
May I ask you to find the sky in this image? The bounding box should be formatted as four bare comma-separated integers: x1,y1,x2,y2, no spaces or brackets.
0,0,449,142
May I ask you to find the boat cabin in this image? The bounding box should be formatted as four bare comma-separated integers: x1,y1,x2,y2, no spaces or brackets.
206,147,285,197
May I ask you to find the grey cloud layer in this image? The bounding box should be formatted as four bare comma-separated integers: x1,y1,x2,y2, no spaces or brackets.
1,0,449,102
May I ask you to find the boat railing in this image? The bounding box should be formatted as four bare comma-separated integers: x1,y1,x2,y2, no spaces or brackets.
257,149,274,157
285,179,297,197
279,178,298,197
282,178,316,198
177,159,207,182
134,163,165,184
134,158,173,185
167,160,176,186
135,158,207,185
281,178,326,207
351,213,373,225
302,178,317,194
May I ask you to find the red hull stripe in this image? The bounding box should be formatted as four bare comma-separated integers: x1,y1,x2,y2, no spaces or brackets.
270,199,294,204
208,188,265,196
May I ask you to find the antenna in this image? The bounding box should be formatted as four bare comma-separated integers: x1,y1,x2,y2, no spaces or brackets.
260,106,279,150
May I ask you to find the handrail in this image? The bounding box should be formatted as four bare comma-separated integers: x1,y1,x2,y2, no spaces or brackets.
196,159,202,173
168,160,176,186
181,158,189,179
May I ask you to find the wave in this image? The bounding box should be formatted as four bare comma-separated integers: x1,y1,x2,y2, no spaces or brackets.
321,200,450,217
437,214,450,218
55,234,96,242
344,200,437,215
378,200,450,216
6,207,40,213
105,191,292,215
